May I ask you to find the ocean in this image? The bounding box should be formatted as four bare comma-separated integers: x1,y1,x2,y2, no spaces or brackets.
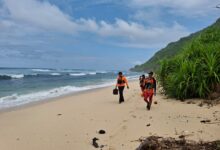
0,68,139,109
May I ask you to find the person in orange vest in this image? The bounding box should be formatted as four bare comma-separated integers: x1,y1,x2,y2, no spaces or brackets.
143,71,156,110
115,72,129,104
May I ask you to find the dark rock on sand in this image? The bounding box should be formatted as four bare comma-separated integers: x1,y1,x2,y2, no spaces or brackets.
99,130,106,134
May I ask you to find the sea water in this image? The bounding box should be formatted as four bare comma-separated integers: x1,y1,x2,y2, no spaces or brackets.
0,68,139,109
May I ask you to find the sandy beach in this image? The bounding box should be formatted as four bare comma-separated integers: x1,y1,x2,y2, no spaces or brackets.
0,80,220,150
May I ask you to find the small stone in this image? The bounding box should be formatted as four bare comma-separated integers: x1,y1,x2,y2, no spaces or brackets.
99,130,106,134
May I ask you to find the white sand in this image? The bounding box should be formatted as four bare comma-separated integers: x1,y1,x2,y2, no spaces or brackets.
0,81,219,150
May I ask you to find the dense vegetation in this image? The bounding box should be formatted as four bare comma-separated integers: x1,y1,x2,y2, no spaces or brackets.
158,19,220,100
130,18,220,72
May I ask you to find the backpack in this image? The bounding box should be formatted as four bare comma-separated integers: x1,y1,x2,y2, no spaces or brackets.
117,76,125,84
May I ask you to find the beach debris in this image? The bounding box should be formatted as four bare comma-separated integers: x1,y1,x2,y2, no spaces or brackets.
186,101,196,104
100,144,107,148
92,137,99,148
146,124,151,127
178,135,185,139
209,92,220,100
16,138,20,141
198,102,203,107
200,119,211,123
131,137,146,143
198,130,203,133
136,136,220,150
98,130,106,134
201,121,220,124
57,113,62,116
154,101,158,104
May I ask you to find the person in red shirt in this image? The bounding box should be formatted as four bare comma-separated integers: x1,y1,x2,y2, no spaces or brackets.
115,72,129,104
139,74,146,93
143,71,156,110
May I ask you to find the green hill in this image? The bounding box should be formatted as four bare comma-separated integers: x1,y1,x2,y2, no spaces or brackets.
130,18,220,72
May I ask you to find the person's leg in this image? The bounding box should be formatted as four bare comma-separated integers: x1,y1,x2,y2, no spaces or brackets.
148,94,153,110
118,86,125,103
144,91,150,110
144,91,150,102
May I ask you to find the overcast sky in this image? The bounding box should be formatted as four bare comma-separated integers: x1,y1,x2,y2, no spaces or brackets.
0,0,219,70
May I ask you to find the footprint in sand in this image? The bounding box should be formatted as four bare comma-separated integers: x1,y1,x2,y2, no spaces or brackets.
131,115,137,118
129,111,134,114
122,125,127,130
109,146,116,150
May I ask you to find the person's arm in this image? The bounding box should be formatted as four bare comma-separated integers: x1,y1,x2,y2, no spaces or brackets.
153,77,156,95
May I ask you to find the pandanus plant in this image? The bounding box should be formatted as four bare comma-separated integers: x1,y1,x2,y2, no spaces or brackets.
157,27,220,100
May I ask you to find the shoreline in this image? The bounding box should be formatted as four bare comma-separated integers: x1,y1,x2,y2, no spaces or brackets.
0,82,115,114
0,80,219,150
0,85,110,114
0,79,138,114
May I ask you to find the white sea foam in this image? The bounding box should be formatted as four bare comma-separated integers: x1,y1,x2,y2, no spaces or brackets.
0,81,115,109
0,74,25,79
88,72,96,75
97,71,108,74
69,73,87,76
127,75,139,80
50,73,61,76
32,69,51,72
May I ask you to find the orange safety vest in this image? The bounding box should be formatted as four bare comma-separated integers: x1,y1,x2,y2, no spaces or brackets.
144,78,155,94
117,76,127,87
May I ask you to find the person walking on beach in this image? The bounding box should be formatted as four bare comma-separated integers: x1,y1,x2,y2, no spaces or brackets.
115,72,129,104
139,74,145,93
143,72,156,110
